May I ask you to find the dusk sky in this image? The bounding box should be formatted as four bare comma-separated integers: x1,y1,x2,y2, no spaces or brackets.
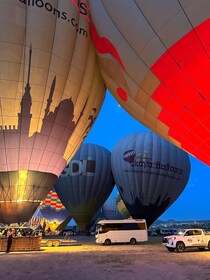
84,91,210,222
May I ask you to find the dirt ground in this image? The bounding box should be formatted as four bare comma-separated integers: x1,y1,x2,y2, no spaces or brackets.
0,236,210,280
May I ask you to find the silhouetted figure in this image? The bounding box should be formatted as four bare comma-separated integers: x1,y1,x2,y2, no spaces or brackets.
6,229,13,253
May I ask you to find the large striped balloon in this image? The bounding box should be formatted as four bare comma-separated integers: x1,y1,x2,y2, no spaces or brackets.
89,0,210,166
0,0,105,223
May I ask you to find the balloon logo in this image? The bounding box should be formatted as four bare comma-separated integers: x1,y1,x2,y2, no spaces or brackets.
111,132,191,227
123,150,136,164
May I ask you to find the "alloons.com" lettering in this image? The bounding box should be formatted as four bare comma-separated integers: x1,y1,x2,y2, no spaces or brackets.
19,0,89,38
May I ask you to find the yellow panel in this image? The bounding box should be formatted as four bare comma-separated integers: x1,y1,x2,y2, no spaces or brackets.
1,99,20,117
144,111,157,127
0,42,23,62
156,121,170,135
139,71,160,97
146,98,162,117
0,81,19,100
135,89,150,108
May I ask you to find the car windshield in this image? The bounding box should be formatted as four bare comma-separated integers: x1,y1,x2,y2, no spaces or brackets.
176,229,186,235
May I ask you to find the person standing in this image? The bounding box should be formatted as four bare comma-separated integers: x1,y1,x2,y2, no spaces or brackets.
6,229,13,253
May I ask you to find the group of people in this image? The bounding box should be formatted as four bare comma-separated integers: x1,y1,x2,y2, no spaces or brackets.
0,228,41,237
0,228,43,253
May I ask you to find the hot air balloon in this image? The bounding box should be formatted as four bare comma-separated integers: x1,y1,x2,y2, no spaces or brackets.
55,143,115,229
111,132,191,227
0,0,105,223
102,196,123,220
86,208,104,232
27,215,41,231
56,215,72,232
40,187,71,232
116,192,131,219
89,0,210,166
26,207,42,230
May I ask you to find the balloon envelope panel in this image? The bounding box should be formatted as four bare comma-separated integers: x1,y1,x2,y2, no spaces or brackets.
111,132,191,227
0,0,105,223
86,208,104,231
89,0,210,166
102,196,123,220
55,143,115,229
116,192,131,219
27,210,41,231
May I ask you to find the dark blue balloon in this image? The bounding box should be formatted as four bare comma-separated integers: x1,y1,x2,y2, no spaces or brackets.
102,196,123,220
55,143,115,229
111,132,191,227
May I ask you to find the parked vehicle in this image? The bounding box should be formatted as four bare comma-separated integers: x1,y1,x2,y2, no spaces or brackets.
95,219,148,245
160,228,177,235
58,229,76,236
41,238,77,247
162,228,210,252
148,230,157,236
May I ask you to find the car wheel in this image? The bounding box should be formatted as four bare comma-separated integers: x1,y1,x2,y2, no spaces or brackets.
167,247,175,252
198,247,205,251
176,241,185,253
104,239,111,246
130,238,137,245
208,241,210,250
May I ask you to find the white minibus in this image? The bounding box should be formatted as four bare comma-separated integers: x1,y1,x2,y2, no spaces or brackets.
95,219,148,245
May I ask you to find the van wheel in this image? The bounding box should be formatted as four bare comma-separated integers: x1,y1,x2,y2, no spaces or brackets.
130,238,137,245
208,241,210,250
104,239,111,246
176,241,185,253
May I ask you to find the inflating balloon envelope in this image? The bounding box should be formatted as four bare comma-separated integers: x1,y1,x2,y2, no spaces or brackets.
116,192,131,220
86,208,104,232
102,196,123,220
55,143,115,229
89,0,210,166
111,132,191,227
40,187,71,232
0,0,105,223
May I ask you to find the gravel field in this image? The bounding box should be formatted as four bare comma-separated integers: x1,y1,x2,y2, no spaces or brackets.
0,236,210,280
